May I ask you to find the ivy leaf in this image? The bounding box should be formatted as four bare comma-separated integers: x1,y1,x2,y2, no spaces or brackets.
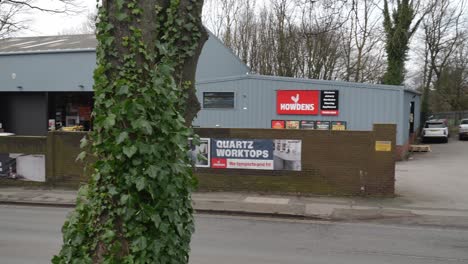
133,119,153,135
116,0,124,9
120,194,129,205
104,23,114,32
71,233,84,246
116,132,129,144
117,85,129,95
116,12,128,21
76,151,86,162
184,23,195,31
79,136,88,148
102,230,116,241
151,214,161,228
132,236,147,252
104,36,114,47
159,222,169,234
103,114,116,129
108,186,118,196
135,177,146,191
146,165,159,179
123,145,137,158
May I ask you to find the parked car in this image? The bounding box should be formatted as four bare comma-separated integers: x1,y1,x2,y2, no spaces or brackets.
422,119,449,143
459,119,468,140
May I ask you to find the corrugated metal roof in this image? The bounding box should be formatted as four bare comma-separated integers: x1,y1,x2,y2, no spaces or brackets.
197,74,421,94
0,34,96,54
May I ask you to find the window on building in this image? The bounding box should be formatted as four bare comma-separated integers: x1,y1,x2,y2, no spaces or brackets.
203,92,235,109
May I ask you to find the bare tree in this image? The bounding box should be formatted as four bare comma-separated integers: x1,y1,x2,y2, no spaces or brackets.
420,0,466,115
296,0,344,80
202,0,224,36
0,2,26,38
0,0,81,38
351,0,382,82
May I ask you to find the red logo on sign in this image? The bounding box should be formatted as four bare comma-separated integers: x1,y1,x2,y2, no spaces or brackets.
277,90,319,115
211,158,227,169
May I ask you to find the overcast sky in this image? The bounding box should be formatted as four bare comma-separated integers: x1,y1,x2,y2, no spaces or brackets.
19,0,96,36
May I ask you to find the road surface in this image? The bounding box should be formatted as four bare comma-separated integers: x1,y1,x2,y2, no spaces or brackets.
396,138,468,211
1,205,468,264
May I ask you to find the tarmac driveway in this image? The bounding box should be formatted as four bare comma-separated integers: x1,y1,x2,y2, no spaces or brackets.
396,138,468,211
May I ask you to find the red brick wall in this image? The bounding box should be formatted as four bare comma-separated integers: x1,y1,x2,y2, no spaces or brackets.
396,133,417,160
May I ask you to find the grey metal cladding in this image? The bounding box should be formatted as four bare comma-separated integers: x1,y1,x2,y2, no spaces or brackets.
0,52,96,92
196,32,250,80
194,75,409,145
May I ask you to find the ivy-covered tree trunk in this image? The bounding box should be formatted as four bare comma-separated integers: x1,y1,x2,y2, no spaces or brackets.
382,0,423,85
53,1,207,263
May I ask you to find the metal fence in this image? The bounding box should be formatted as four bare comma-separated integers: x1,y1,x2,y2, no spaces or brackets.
431,110,468,126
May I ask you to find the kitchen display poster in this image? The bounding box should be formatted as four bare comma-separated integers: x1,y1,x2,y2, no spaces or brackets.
286,120,300,129
188,138,211,168
331,121,347,131
210,139,302,171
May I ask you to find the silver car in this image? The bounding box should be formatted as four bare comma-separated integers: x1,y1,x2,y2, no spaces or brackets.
459,119,468,140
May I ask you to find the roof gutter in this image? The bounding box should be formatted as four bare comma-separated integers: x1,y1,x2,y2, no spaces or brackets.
0,48,96,56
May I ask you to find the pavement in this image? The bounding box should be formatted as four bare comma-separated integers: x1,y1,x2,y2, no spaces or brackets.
1,187,467,226
0,138,467,227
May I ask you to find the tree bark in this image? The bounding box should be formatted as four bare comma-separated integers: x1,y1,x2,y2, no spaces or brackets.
54,1,207,263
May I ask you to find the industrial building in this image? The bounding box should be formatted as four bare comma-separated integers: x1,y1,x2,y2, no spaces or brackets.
0,33,420,158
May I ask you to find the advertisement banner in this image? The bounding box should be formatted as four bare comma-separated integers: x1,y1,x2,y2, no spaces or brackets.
300,120,315,129
211,139,302,171
320,90,339,116
0,153,45,182
271,120,285,129
316,121,331,130
277,90,319,115
331,121,347,131
211,139,274,170
285,120,300,129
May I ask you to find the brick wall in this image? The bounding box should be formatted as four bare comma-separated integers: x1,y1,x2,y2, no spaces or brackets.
194,124,396,196
0,124,396,196
46,131,92,186
396,132,417,161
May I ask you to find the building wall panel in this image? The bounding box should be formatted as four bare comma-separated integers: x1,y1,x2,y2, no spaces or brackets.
194,76,407,144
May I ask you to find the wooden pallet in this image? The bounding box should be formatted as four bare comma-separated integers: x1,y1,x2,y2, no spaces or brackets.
410,145,431,152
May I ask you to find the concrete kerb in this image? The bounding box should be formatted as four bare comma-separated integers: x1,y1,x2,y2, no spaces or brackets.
1,188,468,222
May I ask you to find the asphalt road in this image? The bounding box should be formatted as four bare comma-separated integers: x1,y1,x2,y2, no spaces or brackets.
1,205,468,264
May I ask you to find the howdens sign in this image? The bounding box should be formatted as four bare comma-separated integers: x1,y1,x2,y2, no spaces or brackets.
277,90,319,115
